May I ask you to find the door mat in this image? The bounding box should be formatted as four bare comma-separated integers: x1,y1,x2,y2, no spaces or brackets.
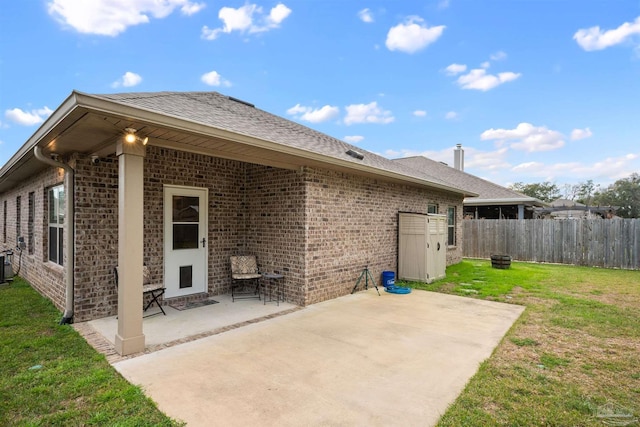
170,299,219,311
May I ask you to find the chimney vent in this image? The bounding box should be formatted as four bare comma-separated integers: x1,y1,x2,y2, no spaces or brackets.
454,144,464,171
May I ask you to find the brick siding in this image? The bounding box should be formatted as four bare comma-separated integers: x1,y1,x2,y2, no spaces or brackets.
0,166,66,313
1,146,463,321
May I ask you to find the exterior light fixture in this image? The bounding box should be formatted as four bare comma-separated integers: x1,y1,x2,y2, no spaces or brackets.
124,128,148,145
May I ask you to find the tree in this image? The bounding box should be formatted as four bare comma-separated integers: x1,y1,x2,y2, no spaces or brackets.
574,180,600,205
509,181,561,203
592,173,640,218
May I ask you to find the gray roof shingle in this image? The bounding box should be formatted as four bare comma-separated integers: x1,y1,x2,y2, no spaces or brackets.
394,156,542,204
93,91,471,194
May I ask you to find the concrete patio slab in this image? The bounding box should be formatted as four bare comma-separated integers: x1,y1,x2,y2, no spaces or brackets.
114,289,524,426
88,293,298,348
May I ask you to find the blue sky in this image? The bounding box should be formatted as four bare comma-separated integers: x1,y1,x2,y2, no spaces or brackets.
1,1,639,191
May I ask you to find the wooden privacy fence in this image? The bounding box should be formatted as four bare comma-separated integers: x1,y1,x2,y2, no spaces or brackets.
463,219,640,270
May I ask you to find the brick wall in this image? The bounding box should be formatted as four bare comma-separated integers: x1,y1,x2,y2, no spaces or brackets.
302,167,463,305
2,146,463,321
143,146,245,300
0,166,66,313
245,165,306,305
73,154,119,320
73,146,248,320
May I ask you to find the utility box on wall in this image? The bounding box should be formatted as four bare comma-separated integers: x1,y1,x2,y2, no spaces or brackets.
398,212,447,284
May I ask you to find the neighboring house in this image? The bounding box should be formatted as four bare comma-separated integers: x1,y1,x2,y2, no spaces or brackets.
394,147,546,219
0,90,475,355
534,198,617,219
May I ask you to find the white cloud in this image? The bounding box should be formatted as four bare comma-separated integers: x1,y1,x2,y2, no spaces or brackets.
480,61,491,69
512,154,639,182
385,16,445,54
286,104,339,123
490,51,507,61
344,135,364,143
201,70,231,87
445,111,458,120
286,104,308,115
413,110,427,117
455,68,521,91
466,147,511,171
47,0,205,36
5,107,53,126
570,127,593,141
481,122,565,152
438,0,450,9
266,3,291,28
344,102,395,125
181,2,206,15
111,71,142,88
202,3,291,40
574,16,640,51
444,63,467,75
384,146,511,172
358,8,374,23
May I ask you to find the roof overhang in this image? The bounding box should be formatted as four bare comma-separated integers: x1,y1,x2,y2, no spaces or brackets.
1,91,471,197
464,197,548,207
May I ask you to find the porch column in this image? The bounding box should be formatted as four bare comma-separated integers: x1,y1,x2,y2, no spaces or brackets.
518,204,525,220
114,137,146,355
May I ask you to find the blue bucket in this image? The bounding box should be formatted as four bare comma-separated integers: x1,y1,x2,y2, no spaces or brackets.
381,271,395,288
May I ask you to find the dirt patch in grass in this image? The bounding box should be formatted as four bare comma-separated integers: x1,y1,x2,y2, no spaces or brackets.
436,282,458,294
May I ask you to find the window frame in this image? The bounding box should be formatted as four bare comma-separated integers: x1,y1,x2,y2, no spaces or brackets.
2,200,6,244
28,192,35,255
447,206,456,246
48,185,65,266
16,195,21,242
427,203,439,214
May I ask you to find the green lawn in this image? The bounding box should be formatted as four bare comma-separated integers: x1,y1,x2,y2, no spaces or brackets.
2,262,639,426
0,277,183,426
400,259,640,426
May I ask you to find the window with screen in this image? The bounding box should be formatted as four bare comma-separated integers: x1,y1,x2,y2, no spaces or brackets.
447,206,456,246
48,185,65,265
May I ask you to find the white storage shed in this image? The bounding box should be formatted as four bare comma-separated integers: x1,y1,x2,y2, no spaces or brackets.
398,212,447,284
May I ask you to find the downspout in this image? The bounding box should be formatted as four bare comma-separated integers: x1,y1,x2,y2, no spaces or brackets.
34,146,75,325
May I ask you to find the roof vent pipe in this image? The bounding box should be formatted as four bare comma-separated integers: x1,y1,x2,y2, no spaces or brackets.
34,146,75,325
454,144,464,171
346,149,364,160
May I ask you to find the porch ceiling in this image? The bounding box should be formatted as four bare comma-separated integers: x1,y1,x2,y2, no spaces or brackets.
0,109,316,193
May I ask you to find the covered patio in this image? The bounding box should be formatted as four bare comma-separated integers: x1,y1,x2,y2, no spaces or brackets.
76,293,299,363
2,90,472,357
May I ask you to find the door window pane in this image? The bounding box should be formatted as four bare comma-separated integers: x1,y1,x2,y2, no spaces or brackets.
173,224,199,249
173,196,199,222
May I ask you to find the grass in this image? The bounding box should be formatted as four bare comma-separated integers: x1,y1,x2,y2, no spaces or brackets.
2,262,639,425
0,277,183,426
398,259,640,426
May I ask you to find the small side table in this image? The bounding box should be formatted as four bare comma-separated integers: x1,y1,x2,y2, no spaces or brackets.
262,273,284,306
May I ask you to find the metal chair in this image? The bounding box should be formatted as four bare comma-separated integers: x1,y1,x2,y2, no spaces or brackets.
114,265,166,316
229,255,262,302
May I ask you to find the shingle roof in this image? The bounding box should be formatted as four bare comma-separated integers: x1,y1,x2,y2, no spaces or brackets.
393,156,543,205
92,91,471,194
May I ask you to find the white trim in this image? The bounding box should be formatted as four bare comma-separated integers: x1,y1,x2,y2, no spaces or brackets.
163,184,209,298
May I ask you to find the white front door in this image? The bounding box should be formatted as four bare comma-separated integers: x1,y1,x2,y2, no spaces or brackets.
163,185,208,298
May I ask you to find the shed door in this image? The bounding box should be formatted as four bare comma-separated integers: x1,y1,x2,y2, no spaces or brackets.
163,185,208,298
426,214,447,283
398,213,427,282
